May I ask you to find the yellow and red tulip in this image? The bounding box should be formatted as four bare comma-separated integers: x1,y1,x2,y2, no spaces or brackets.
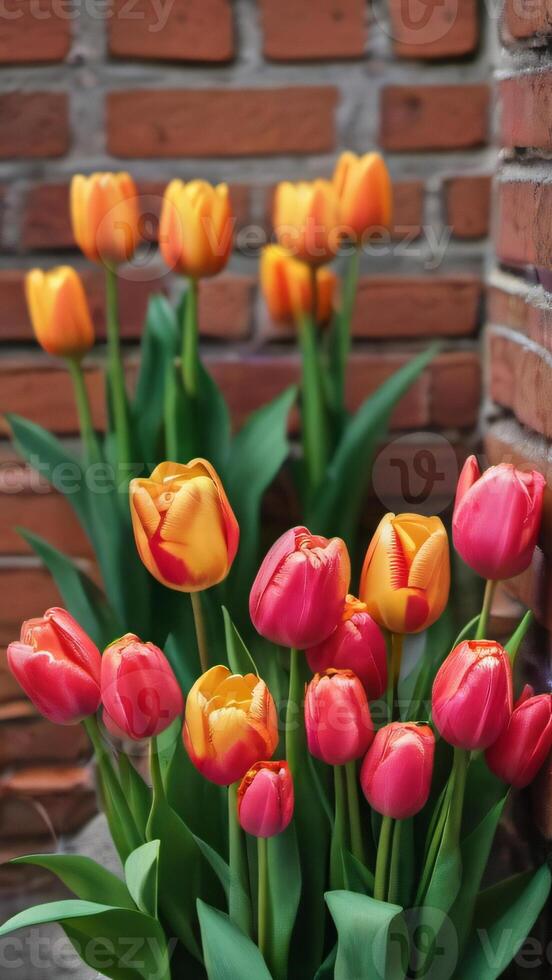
70,172,139,265
260,244,337,326
25,267,94,358
333,151,392,242
159,179,233,278
273,179,341,266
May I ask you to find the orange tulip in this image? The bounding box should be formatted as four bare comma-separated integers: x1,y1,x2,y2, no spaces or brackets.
129,459,239,592
333,151,392,242
273,179,341,266
159,179,233,278
183,665,279,785
359,513,449,634
260,245,337,326
25,267,94,358
70,172,139,265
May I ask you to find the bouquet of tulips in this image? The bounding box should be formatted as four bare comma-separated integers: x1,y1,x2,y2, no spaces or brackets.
2,452,552,980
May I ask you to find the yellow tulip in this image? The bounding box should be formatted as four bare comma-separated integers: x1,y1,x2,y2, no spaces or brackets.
25,267,94,358
359,513,449,633
260,245,337,326
129,459,239,592
273,179,341,266
70,172,139,265
159,179,233,278
333,151,392,242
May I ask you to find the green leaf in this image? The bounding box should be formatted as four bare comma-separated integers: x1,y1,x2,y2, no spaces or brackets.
118,755,152,840
341,849,375,895
326,889,408,980
505,609,533,665
134,295,178,462
197,900,272,980
12,854,134,909
192,833,249,919
266,823,302,980
223,607,258,676
125,840,159,918
197,361,232,472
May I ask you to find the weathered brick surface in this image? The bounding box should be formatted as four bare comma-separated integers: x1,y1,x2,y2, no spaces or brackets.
0,765,96,839
0,94,69,158
495,178,552,271
389,0,479,59
259,0,366,60
487,326,552,439
503,0,552,42
500,73,552,149
0,567,61,648
0,1,71,63
444,175,492,239
0,702,90,768
380,85,489,151
352,276,482,338
109,0,234,62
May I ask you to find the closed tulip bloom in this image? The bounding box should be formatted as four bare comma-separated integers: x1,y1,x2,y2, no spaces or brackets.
237,761,294,838
307,595,387,701
432,640,513,751
273,179,341,266
183,666,278,785
25,267,94,358
159,179,233,278
359,513,450,634
130,459,239,592
485,692,552,789
333,151,392,241
7,608,101,725
260,245,337,326
71,172,139,265
453,456,545,581
305,669,373,766
250,526,351,649
101,634,183,740
360,722,435,820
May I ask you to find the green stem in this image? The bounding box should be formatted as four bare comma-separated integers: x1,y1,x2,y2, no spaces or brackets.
387,819,402,905
84,716,141,854
345,760,365,866
415,747,468,906
388,633,404,721
374,814,393,902
257,836,268,959
298,311,328,502
335,247,360,417
285,648,303,775
66,357,101,466
330,765,347,890
475,579,496,640
181,278,199,397
190,592,209,674
228,782,252,936
105,265,132,470
149,735,165,803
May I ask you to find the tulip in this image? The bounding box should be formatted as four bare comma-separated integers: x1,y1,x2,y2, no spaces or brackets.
453,456,545,581
25,267,94,358
333,151,392,242
159,179,233,279
305,669,373,766
7,607,101,725
101,634,183,740
250,526,351,649
307,595,387,701
130,459,239,592
273,179,341,266
70,172,139,265
432,640,513,751
359,513,450,634
485,692,552,789
260,245,337,326
183,666,278,785
237,761,294,838
360,722,435,819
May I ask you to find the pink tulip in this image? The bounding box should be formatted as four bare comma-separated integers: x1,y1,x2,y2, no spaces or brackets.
101,634,183,740
237,761,294,837
305,669,373,766
249,526,351,649
360,722,435,819
486,692,552,788
307,594,387,700
453,456,545,580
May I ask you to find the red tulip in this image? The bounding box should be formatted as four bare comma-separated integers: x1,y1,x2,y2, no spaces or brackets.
432,640,513,750
305,669,373,766
101,634,183,740
249,526,351,649
360,722,435,819
237,761,294,838
453,456,545,580
485,692,552,788
7,607,101,725
307,594,387,701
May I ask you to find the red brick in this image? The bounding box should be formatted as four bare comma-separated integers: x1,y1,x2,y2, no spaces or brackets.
488,281,552,351
500,73,552,149
391,180,424,239
259,0,366,60
0,566,61,648
0,93,69,158
380,85,489,151
487,326,552,439
0,359,106,436
352,276,482,338
0,702,89,768
198,276,255,339
495,178,552,271
109,0,233,62
0,0,70,63
0,765,96,838
430,352,481,428
107,87,338,158
503,0,552,41
444,175,492,239
389,0,479,59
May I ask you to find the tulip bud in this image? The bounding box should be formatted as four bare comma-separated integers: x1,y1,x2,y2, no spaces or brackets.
130,459,239,592
237,761,294,838
7,607,101,725
101,634,183,740
260,245,337,326
453,456,545,581
159,179,233,278
432,640,513,750
70,172,139,265
333,151,392,242
273,179,341,266
359,513,450,634
485,692,552,789
307,595,387,701
250,526,351,649
360,722,435,819
25,267,94,359
183,665,278,786
305,669,373,766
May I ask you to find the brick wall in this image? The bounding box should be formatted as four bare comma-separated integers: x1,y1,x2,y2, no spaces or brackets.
0,0,493,868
